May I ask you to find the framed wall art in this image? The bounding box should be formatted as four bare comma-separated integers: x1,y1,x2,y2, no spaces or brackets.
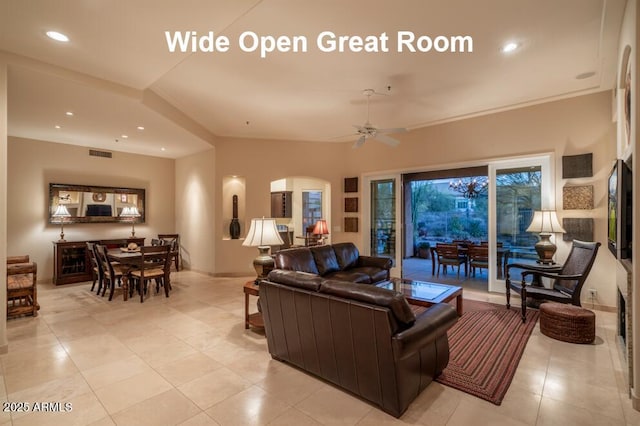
344,217,359,232
562,218,594,242
563,185,594,210
562,153,593,179
344,177,358,193
344,197,358,213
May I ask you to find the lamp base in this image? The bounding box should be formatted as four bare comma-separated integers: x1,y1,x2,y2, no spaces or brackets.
534,234,557,264
252,246,275,284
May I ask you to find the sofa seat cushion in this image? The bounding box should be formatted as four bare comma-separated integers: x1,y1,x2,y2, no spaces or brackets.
354,267,389,284
324,270,371,284
319,280,416,326
266,270,324,291
309,245,340,276
274,248,320,275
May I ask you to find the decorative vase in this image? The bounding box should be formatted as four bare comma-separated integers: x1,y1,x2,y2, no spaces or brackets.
229,194,241,239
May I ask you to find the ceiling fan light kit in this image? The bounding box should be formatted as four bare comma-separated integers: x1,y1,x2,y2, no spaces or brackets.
352,89,407,148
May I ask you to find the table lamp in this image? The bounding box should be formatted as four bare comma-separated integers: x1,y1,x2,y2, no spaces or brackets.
52,204,71,241
243,217,284,283
526,210,566,264
312,219,330,245
120,206,141,237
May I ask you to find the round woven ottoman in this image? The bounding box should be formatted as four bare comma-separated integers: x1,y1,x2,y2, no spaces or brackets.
539,303,595,344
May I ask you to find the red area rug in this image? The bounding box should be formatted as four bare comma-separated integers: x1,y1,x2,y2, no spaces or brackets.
432,299,539,405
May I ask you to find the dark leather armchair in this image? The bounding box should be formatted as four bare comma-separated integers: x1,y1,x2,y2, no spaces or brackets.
506,240,601,322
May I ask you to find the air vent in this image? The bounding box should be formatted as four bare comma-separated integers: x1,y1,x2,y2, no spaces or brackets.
89,149,112,158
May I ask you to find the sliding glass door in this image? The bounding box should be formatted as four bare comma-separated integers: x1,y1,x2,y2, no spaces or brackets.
488,156,552,292
370,179,396,258
364,174,401,277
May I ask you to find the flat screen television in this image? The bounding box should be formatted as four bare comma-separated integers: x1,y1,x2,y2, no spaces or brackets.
608,159,632,259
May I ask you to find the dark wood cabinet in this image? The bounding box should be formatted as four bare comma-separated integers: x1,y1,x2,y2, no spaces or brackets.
53,238,145,285
271,191,292,218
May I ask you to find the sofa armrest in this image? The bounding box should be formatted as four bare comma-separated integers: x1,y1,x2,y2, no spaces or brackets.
392,303,457,360
357,255,393,270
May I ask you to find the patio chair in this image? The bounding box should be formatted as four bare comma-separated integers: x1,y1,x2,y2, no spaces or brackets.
435,243,467,279
468,245,489,277
505,240,601,322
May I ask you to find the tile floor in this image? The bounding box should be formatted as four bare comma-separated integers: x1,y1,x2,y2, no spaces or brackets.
1,269,638,425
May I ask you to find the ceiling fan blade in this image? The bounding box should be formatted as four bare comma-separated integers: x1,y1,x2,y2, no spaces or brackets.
352,124,365,131
376,127,407,134
372,133,400,147
353,135,366,148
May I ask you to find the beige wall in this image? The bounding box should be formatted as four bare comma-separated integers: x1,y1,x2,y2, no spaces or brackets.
202,92,617,308
212,138,348,275
1,60,8,352
7,137,176,281
175,148,216,274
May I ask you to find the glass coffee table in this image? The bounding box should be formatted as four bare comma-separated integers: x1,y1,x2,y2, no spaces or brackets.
377,278,463,316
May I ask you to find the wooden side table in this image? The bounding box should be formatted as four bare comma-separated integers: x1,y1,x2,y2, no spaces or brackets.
244,281,264,330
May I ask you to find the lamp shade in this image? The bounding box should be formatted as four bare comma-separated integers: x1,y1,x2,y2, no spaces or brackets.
312,219,329,235
525,210,566,234
120,206,141,218
52,204,71,218
243,218,284,247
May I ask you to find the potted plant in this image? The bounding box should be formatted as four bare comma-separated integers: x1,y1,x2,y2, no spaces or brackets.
416,241,431,259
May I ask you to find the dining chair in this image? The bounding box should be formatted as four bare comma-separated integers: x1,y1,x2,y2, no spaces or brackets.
129,245,172,303
467,245,489,277
158,234,181,271
95,244,124,301
87,242,103,293
435,243,467,279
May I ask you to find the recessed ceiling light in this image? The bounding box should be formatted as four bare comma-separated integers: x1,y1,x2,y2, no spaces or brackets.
576,71,596,80
54,125,61,129
501,42,519,53
121,134,128,139
136,126,145,130
161,147,166,151
65,111,74,116
46,31,69,42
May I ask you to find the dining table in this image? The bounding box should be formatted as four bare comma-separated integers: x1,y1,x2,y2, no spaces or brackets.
106,248,146,301
429,245,511,279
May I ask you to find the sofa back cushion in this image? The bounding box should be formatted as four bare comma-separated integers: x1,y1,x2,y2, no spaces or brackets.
309,245,340,276
266,270,323,291
319,280,416,327
332,242,360,270
274,248,320,275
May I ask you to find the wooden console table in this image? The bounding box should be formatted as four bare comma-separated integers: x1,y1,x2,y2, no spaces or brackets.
52,238,145,285
244,280,264,330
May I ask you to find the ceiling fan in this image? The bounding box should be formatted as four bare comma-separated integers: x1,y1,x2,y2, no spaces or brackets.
352,89,407,148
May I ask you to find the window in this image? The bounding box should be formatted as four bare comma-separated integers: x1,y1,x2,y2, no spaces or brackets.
456,199,469,210
302,191,322,232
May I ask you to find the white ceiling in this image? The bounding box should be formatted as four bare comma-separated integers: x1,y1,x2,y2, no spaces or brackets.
0,0,627,159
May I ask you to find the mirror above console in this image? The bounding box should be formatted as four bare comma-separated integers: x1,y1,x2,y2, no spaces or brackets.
49,183,145,224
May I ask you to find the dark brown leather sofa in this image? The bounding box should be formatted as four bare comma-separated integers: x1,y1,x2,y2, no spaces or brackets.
273,242,392,284
260,270,458,417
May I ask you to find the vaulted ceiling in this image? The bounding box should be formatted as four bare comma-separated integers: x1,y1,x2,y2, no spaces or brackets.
0,0,627,158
